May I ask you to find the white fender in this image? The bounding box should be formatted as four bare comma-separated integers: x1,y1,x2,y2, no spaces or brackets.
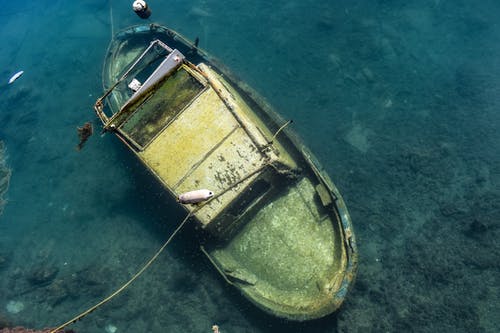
178,189,214,204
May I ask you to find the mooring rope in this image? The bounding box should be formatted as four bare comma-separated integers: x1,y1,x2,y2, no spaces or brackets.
48,211,193,333
49,160,276,333
109,0,115,39
270,119,293,143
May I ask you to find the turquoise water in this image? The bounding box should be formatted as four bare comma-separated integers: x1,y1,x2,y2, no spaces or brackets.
1,1,499,332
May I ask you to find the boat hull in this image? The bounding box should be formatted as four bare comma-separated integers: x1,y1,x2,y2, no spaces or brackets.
95,24,357,321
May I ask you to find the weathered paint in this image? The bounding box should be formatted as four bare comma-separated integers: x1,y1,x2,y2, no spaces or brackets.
94,24,357,321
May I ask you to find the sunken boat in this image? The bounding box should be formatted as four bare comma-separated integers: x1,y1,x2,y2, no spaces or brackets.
94,24,357,320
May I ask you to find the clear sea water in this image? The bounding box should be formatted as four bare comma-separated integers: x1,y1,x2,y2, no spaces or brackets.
0,1,499,332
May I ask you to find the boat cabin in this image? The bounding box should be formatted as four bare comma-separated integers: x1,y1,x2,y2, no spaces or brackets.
96,40,298,238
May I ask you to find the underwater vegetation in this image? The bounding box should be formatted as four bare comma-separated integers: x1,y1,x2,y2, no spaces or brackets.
76,122,93,151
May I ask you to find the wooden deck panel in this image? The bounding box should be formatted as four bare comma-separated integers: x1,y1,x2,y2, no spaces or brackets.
140,85,267,225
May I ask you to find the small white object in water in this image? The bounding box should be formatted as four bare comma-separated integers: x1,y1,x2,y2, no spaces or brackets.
6,300,25,314
8,70,24,84
105,324,117,333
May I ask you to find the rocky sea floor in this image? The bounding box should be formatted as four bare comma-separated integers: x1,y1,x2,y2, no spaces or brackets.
0,1,499,332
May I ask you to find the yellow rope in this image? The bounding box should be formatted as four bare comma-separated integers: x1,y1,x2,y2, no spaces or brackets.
270,119,293,143
49,212,193,333
49,162,275,332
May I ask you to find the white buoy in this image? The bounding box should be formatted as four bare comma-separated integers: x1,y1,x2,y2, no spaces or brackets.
132,0,151,19
8,70,24,84
178,189,214,204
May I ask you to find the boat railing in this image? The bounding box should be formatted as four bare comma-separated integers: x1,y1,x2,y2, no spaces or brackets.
94,39,176,126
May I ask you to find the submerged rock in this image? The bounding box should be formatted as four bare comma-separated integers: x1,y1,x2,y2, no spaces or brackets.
5,301,24,315
0,315,11,329
466,219,488,238
0,253,9,270
104,324,117,333
27,266,58,286
45,280,69,307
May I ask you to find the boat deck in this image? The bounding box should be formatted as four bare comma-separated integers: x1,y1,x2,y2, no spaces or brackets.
210,177,346,318
116,63,283,228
